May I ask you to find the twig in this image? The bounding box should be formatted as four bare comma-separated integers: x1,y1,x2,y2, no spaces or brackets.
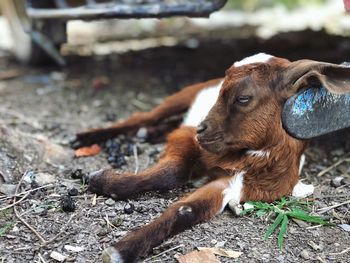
0,183,54,202
104,214,117,229
13,171,47,244
306,224,323,230
144,244,184,262
38,253,47,263
317,199,350,214
317,157,350,177
329,247,350,256
0,192,30,212
133,144,139,174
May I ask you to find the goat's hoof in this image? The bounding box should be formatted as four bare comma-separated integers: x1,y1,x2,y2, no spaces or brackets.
85,169,104,184
228,200,242,216
102,246,124,263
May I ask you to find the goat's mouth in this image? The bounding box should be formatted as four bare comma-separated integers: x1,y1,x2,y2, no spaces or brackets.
196,134,224,152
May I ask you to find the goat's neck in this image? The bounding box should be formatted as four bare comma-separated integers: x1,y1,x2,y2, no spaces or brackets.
239,131,307,201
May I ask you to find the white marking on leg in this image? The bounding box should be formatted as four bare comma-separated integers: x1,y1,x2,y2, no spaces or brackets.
292,181,314,198
234,53,273,67
183,81,223,127
102,247,123,263
246,149,270,158
220,171,245,213
178,205,192,215
299,154,305,175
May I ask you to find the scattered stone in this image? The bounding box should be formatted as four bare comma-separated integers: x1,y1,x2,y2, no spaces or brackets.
61,195,76,212
64,245,85,252
136,127,148,141
124,203,135,214
338,224,350,232
0,183,16,196
96,227,110,236
292,218,309,228
105,198,116,206
210,239,218,245
215,241,226,248
300,250,310,260
112,217,123,227
68,187,79,196
23,171,56,186
50,251,66,262
330,176,345,188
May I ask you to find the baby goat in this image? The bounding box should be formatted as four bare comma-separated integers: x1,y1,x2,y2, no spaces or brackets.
74,54,350,263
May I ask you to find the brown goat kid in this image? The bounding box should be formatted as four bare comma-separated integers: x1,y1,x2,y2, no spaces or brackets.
74,54,350,263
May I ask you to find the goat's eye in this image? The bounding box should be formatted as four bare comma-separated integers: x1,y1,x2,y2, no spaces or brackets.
236,95,251,104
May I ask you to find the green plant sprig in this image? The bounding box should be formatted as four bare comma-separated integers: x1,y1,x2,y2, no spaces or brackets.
240,197,330,249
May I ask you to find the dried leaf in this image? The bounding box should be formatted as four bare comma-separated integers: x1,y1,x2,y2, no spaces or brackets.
74,144,101,157
197,247,242,258
175,250,221,263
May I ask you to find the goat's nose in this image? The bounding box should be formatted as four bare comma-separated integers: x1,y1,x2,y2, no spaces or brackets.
197,123,208,134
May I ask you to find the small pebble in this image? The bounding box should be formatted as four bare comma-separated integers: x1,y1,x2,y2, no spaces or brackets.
113,217,123,227
300,250,310,260
330,176,345,188
124,203,135,214
61,195,76,212
68,187,79,196
105,198,116,206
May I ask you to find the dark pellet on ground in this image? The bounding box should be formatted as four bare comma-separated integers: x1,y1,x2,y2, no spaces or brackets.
71,169,84,180
110,156,127,168
124,203,135,214
104,112,118,122
68,187,79,196
61,195,76,212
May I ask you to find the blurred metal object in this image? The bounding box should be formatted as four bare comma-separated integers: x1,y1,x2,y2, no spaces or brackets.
27,0,228,20
27,29,66,66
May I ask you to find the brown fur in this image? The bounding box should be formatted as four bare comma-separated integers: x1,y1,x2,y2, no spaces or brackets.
73,55,350,263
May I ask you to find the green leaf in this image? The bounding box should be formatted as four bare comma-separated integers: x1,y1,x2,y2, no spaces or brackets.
240,208,255,215
0,222,14,237
264,212,284,240
256,209,267,217
286,210,328,225
278,214,288,249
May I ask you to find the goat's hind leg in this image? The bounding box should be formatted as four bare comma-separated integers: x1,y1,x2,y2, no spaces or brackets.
102,176,233,263
72,79,221,147
87,126,201,199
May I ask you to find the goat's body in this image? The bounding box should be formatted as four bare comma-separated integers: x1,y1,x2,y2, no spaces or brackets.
72,53,350,263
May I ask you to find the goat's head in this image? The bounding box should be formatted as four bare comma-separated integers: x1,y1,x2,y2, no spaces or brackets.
197,54,350,154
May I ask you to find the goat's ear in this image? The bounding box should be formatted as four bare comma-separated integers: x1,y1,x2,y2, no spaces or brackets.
282,59,350,98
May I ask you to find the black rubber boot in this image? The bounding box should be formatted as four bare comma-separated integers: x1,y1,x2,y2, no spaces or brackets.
282,85,350,139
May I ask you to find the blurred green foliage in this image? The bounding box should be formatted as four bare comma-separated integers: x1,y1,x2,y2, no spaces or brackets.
226,0,326,11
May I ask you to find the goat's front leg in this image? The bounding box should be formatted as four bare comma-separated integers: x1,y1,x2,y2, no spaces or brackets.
87,126,200,199
102,176,235,263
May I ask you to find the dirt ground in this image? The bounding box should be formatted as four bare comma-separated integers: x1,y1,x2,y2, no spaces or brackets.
0,30,350,263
